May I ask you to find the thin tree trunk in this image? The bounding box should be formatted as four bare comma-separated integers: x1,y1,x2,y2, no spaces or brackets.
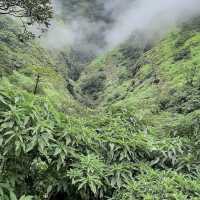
33,74,40,95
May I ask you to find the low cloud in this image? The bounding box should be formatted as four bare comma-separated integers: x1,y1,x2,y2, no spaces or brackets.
41,0,200,53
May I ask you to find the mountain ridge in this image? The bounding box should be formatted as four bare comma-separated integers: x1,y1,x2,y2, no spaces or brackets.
1,12,200,200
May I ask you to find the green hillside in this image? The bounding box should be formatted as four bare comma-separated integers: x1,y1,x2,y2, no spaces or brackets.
1,9,200,200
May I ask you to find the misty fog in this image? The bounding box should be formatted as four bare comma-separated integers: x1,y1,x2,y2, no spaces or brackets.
41,0,200,54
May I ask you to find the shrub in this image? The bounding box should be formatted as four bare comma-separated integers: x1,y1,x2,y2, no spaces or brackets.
111,167,200,200
174,48,191,62
80,72,106,99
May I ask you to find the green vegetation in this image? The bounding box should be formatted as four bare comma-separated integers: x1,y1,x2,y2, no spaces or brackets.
0,0,53,35
1,11,200,200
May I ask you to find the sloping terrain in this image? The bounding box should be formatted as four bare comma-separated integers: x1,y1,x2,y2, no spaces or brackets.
80,18,200,126
1,15,200,200
0,16,84,114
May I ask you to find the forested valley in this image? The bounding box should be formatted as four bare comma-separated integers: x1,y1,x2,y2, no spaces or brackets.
1,0,200,199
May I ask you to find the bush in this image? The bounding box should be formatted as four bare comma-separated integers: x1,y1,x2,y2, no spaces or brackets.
111,167,200,200
0,84,200,199
159,84,200,114
80,72,106,99
174,48,191,62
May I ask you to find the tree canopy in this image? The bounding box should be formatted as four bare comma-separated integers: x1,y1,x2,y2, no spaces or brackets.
0,0,53,27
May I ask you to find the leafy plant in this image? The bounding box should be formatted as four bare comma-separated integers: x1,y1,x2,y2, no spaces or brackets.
68,154,106,199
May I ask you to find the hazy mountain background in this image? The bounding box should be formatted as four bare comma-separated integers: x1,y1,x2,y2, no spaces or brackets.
1,0,200,199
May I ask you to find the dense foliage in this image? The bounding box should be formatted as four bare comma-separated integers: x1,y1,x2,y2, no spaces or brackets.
1,6,200,200
0,0,53,26
1,82,200,199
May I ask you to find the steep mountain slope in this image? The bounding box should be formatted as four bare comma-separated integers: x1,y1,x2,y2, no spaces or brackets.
1,13,200,200
77,15,200,176
0,16,84,114
80,18,200,123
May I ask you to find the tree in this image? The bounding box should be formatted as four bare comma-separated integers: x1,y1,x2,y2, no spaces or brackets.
0,0,53,31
